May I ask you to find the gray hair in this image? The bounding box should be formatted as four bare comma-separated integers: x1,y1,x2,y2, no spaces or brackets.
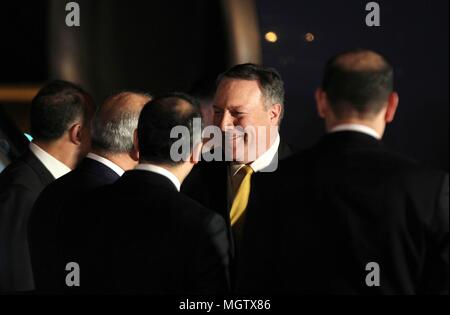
91,111,140,154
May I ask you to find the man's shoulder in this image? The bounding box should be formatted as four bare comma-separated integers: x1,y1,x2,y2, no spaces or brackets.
33,171,78,207
177,191,218,216
277,143,447,192
92,176,222,229
350,145,445,179
0,158,48,212
45,167,97,192
0,155,43,189
183,161,228,190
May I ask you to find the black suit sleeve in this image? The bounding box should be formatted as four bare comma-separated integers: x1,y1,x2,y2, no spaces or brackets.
28,188,61,292
0,184,36,292
422,174,449,295
191,213,230,294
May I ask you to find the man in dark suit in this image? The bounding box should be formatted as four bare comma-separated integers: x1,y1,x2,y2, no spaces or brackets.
0,80,94,293
84,93,229,294
237,49,449,295
182,64,292,271
28,91,151,293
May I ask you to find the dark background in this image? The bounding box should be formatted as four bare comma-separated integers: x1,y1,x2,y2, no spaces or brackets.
0,2,48,84
0,0,448,171
258,0,449,171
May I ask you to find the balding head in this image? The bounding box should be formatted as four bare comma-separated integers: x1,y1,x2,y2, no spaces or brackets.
322,49,394,118
333,50,389,72
100,92,150,121
92,91,151,155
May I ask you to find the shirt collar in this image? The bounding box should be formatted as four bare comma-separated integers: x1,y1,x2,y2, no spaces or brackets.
87,153,125,177
29,143,71,180
134,164,181,192
231,134,281,176
330,124,381,140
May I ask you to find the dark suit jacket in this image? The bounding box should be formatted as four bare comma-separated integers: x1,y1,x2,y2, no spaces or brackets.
182,140,293,260
0,151,54,292
237,131,449,295
28,158,121,293
83,170,230,294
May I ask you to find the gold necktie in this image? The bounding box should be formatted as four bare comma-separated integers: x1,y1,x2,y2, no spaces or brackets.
230,165,254,226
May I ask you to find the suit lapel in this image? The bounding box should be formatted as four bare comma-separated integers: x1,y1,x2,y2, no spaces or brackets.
278,140,293,161
208,162,230,220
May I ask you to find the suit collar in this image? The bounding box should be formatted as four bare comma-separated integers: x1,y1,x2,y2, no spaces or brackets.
29,143,71,179
22,150,55,185
230,135,281,175
119,170,179,192
77,158,121,182
86,153,124,177
278,140,293,161
135,164,181,192
319,131,383,151
330,124,381,140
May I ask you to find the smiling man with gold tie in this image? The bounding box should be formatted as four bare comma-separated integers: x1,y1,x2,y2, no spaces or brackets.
182,64,293,281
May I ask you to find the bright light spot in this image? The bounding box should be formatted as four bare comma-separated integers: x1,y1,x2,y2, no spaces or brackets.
305,32,315,42
25,133,33,142
265,32,278,43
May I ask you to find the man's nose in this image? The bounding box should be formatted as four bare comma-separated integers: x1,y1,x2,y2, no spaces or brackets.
217,111,234,132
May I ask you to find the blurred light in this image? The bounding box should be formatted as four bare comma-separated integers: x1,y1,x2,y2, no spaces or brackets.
265,32,278,43
305,32,315,42
25,133,33,142
0,85,41,103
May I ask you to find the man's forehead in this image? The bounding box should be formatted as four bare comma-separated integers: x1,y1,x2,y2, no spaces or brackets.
217,78,261,91
215,79,263,103
213,103,246,110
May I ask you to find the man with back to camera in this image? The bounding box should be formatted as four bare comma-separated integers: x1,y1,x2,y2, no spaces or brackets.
182,64,293,276
237,49,449,295
28,91,151,293
0,80,94,292
86,93,230,294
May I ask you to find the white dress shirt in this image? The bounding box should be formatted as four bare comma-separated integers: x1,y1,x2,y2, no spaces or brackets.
87,153,125,177
29,143,71,180
135,164,181,192
330,124,381,140
227,134,281,206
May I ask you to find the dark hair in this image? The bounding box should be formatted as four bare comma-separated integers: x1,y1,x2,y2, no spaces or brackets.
322,49,394,117
189,76,217,102
31,80,92,141
138,92,202,166
217,63,285,122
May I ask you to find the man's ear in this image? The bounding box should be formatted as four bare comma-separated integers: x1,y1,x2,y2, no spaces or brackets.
190,142,203,165
269,104,282,125
315,88,329,119
69,123,83,146
132,129,140,162
385,92,399,124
